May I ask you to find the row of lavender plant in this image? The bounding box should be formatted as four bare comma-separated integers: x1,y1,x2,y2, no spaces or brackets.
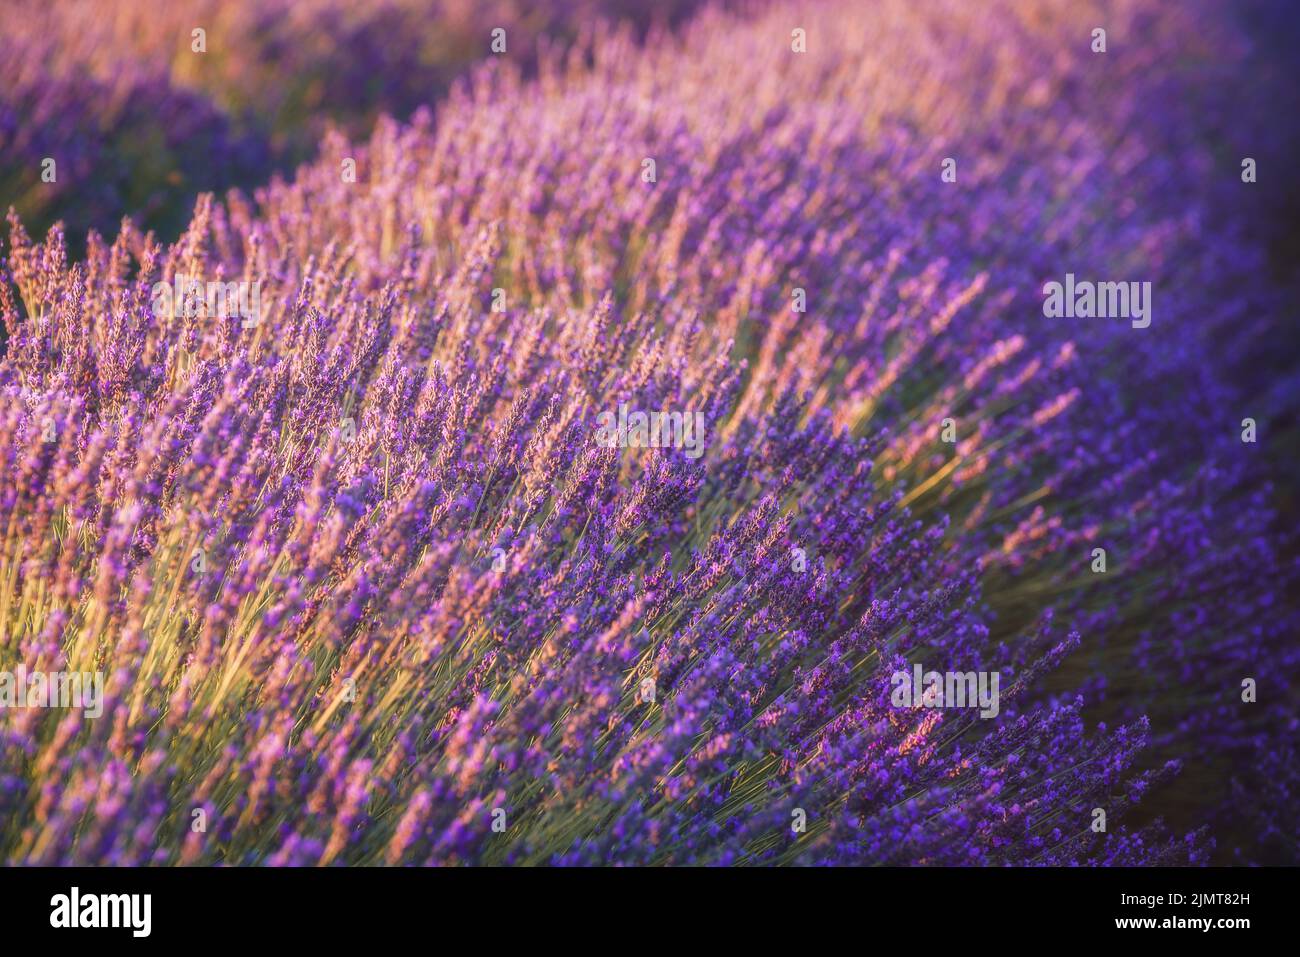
1,0,705,246
0,0,1295,863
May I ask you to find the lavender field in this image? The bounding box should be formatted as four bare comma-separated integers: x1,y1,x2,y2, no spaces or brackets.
0,0,1297,867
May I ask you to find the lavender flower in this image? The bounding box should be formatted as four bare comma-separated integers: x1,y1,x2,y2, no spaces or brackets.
0,0,1295,866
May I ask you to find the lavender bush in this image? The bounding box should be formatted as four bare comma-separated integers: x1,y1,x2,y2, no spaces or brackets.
0,0,1296,865
0,32,271,252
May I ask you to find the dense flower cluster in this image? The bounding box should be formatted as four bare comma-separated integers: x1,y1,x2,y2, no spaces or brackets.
0,0,1296,865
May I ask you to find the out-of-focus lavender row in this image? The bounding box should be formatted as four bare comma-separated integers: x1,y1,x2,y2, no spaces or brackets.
1,0,704,247
0,0,1296,864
